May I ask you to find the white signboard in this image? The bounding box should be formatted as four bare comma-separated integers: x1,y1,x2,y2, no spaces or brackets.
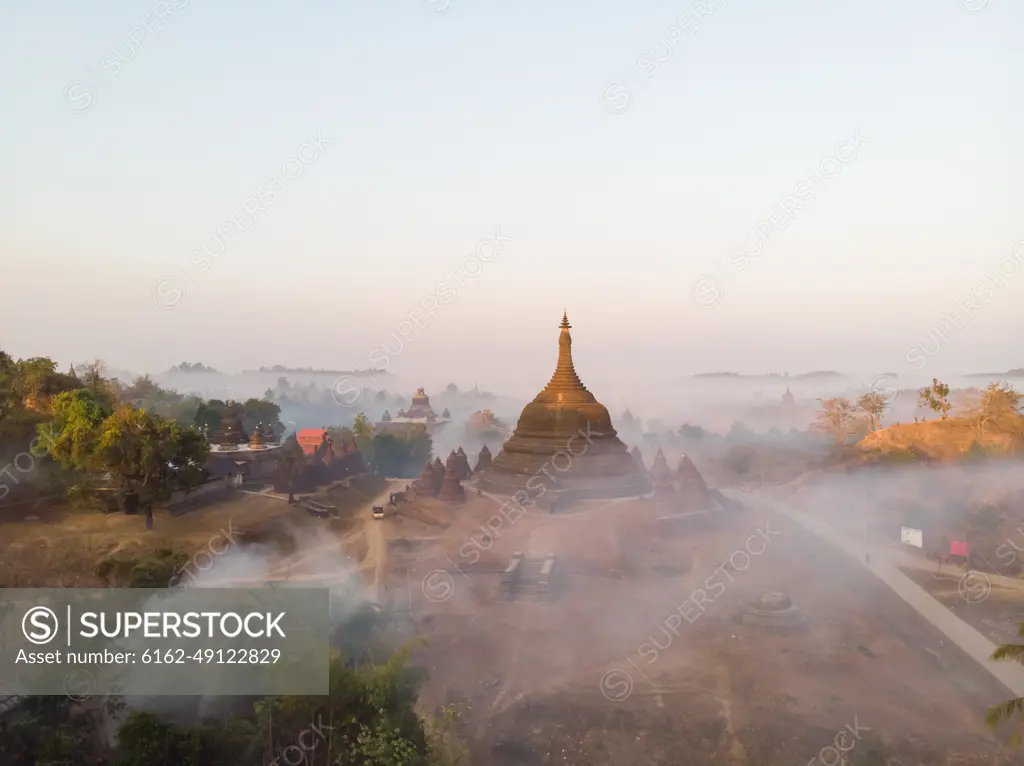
900,526,923,549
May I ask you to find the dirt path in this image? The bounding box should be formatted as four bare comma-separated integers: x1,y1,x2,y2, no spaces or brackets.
202,481,399,589
360,481,401,600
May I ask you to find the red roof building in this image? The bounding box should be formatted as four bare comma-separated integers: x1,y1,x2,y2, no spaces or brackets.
296,428,328,456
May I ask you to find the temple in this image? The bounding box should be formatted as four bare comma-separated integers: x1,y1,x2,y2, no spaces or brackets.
476,312,652,500
205,404,284,481
377,388,450,435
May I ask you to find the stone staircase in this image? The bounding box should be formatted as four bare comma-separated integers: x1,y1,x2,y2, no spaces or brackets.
500,552,556,601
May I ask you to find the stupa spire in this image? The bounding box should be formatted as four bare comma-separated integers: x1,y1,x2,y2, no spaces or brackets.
539,310,590,399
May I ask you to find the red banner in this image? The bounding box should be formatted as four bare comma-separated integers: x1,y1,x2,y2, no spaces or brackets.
949,541,968,557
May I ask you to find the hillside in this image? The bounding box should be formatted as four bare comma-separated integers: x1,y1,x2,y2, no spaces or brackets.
857,417,1023,460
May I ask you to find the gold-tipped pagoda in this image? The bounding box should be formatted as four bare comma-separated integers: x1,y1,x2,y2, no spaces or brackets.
477,312,651,500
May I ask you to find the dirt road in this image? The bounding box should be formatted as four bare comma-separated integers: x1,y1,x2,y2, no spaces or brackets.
360,481,401,600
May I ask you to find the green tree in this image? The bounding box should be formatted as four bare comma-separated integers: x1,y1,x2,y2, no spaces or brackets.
353,413,376,467
857,391,888,431
371,429,433,478
16,357,59,405
279,435,305,503
92,406,209,529
988,627,1024,746
241,397,283,436
918,378,951,419
46,389,114,470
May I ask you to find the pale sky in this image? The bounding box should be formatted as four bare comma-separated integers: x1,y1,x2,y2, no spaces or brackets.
2,0,1020,393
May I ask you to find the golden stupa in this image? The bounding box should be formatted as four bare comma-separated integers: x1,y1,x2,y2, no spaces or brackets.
477,312,651,500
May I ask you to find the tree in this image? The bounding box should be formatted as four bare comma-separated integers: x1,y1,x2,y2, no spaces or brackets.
16,357,58,408
962,382,1023,440
371,429,433,478
98,406,208,529
241,398,283,436
446,383,458,394
811,397,859,447
0,349,17,425
918,378,951,420
857,391,888,431
353,413,375,467
466,410,504,441
46,389,114,471
988,627,1024,746
279,436,305,503
91,406,208,530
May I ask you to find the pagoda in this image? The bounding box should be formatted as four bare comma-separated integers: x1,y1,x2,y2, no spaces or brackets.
413,461,439,496
630,445,645,472
248,425,267,450
474,444,493,473
781,377,797,416
477,312,651,499
455,447,472,479
407,389,436,419
650,449,675,499
436,453,466,504
677,454,712,511
212,404,248,449
431,457,446,494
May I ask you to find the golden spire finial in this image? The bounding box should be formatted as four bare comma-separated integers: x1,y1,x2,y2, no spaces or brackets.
560,310,571,329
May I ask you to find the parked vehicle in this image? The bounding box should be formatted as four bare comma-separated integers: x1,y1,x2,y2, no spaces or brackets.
372,505,385,519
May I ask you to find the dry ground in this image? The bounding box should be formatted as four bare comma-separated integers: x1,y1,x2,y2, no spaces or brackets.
0,474,388,588
900,568,1024,652
371,486,1024,765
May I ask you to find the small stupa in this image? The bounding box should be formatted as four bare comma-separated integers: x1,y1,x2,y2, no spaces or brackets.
455,447,472,479
436,453,466,504
413,461,439,496
213,404,248,448
631,445,645,472
248,425,267,450
474,444,493,473
381,410,392,422
650,448,675,499
677,454,712,511
431,457,446,493
442,407,451,419
260,422,277,443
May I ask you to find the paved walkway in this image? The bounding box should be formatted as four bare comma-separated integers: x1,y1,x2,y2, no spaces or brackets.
756,494,1024,698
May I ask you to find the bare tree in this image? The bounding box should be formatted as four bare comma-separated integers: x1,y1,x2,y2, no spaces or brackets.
961,382,1021,441
857,391,888,431
812,397,859,447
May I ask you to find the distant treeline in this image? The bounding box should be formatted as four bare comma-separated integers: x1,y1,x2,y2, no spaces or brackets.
691,371,845,380
245,366,389,375
965,369,1024,378
166,362,219,373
